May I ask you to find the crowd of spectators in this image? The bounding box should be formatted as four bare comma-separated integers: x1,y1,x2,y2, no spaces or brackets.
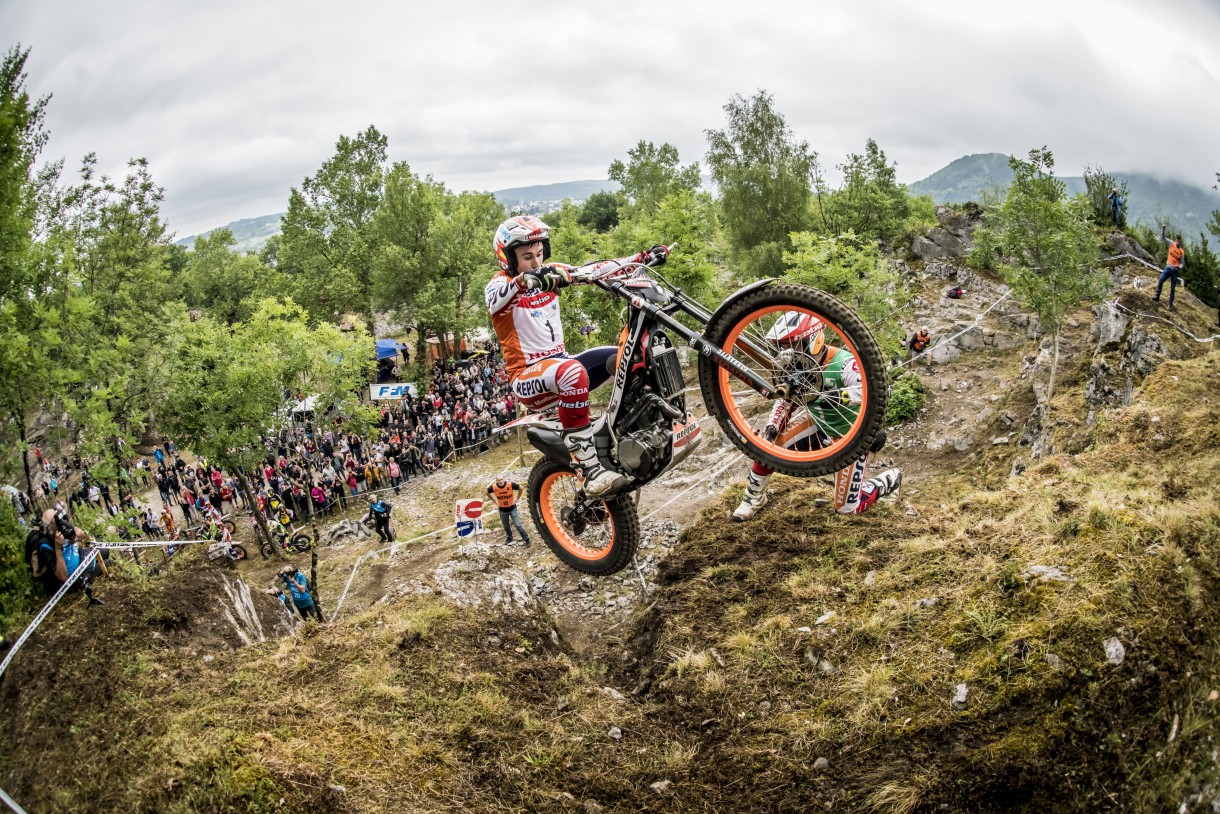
9,346,526,545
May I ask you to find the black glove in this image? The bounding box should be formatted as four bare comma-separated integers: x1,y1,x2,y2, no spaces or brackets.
520,265,571,292
869,429,887,453
645,244,669,266
818,389,845,409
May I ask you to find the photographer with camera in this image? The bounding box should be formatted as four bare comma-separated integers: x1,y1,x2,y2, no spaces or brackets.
26,508,109,605
278,565,322,622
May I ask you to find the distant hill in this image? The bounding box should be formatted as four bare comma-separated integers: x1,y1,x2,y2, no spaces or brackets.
909,152,1220,236
490,179,620,209
174,212,284,254
173,181,624,254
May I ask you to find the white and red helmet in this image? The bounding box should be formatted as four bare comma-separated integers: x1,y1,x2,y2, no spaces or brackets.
766,311,826,359
494,215,551,273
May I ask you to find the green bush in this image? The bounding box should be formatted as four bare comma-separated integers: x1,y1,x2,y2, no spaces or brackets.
0,500,38,634
885,372,929,424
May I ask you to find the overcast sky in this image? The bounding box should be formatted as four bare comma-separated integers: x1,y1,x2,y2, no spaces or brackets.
4,0,1219,237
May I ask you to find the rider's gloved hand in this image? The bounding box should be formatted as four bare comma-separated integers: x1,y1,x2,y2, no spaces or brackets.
819,388,847,409
521,264,571,292
633,244,669,266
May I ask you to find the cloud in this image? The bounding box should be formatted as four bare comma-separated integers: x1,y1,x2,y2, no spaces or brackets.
4,0,1218,235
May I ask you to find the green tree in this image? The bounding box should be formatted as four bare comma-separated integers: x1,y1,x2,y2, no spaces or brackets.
975,148,1105,447
1082,165,1128,229
705,91,816,279
813,139,912,244
274,126,388,321
0,45,87,499
576,190,623,232
608,141,701,214
783,230,911,358
159,299,375,548
371,164,504,361
51,156,175,487
182,228,261,324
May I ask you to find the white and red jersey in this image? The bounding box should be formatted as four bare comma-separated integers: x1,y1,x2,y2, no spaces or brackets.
485,256,638,381
485,272,566,380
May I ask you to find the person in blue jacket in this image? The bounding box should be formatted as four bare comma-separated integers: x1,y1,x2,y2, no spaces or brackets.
279,565,322,622
1107,188,1124,228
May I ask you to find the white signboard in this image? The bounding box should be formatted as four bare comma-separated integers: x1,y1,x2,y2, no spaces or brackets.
370,382,418,401
455,499,484,538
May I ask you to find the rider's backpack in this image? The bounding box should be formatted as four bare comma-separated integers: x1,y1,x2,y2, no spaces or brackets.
25,529,48,578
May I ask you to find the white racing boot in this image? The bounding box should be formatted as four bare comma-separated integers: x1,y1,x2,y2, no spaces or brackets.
732,469,772,522
851,469,903,514
564,424,630,498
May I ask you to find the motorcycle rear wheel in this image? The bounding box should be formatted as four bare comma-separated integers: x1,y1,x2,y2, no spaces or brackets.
528,458,639,576
698,283,888,477
290,532,313,552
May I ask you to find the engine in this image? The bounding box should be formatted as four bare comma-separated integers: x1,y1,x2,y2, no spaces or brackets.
616,423,671,480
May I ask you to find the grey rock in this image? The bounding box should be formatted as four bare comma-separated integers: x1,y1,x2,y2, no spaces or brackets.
917,597,939,609
992,436,1010,445
813,757,830,772
1022,565,1071,583
649,780,674,795
815,611,837,625
1104,637,1126,666
952,683,969,708
607,726,623,740
1044,653,1063,670
600,686,628,703
584,801,605,814
864,570,877,587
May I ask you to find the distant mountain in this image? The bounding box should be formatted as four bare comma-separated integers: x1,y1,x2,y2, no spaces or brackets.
175,212,284,254
491,179,621,211
909,153,1220,236
173,181,624,254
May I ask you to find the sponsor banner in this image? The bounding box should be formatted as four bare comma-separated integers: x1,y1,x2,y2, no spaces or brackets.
370,382,418,401
455,498,484,538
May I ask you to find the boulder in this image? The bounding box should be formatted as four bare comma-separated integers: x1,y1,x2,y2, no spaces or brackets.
1102,232,1155,265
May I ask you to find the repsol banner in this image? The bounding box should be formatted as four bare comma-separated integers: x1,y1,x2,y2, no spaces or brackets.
455,499,484,538
370,382,418,401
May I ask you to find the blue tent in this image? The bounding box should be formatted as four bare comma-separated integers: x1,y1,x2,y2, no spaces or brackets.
375,339,407,361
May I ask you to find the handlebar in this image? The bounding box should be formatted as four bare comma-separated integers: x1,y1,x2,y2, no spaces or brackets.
567,243,676,286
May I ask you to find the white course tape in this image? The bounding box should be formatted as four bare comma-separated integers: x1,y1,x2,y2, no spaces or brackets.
0,548,100,681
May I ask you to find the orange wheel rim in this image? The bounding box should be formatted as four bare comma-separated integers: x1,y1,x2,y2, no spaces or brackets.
539,470,615,561
717,304,870,463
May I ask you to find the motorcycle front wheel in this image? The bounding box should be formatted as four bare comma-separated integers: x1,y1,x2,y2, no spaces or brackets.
698,283,888,477
290,532,313,552
231,544,248,561
527,458,639,576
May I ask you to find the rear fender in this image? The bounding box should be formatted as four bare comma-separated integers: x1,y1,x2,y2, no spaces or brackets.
705,278,776,331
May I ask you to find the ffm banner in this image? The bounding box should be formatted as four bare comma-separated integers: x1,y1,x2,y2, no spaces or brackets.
369,382,418,401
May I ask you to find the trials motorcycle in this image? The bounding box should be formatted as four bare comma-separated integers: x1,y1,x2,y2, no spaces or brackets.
502,248,888,575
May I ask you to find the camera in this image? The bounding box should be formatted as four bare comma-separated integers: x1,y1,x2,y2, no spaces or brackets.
54,510,77,544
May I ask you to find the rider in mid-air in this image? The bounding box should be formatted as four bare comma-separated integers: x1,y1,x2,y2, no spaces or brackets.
733,312,902,521
485,215,667,497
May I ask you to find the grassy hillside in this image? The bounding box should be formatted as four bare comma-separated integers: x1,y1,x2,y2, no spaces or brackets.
909,153,1220,236
3,315,1220,810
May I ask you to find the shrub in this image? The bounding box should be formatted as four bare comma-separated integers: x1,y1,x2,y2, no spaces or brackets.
886,372,928,424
